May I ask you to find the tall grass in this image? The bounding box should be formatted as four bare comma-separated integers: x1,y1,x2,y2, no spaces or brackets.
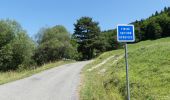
81,37,170,100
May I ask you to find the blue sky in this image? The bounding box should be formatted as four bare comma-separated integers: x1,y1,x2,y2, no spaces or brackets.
0,0,170,37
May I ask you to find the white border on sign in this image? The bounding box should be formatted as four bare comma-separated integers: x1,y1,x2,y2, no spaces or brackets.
117,24,135,42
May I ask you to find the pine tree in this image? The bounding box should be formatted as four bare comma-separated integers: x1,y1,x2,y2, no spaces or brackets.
73,17,100,60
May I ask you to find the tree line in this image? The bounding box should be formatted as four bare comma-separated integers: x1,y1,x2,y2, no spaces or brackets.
0,7,170,71
133,7,170,41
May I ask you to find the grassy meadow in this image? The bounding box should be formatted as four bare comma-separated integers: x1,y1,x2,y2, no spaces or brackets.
80,37,170,100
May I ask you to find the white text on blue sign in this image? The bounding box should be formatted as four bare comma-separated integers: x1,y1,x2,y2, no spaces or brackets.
117,25,135,42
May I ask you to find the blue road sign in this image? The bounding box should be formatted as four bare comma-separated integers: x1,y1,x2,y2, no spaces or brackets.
117,24,135,42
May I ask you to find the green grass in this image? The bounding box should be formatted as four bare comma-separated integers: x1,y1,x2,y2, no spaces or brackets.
81,37,170,100
0,60,74,85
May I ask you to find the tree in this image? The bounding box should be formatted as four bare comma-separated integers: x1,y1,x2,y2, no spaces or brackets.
34,25,75,65
73,17,100,60
145,21,162,39
155,11,159,16
11,31,35,70
0,19,35,71
164,7,168,12
98,30,121,51
156,14,170,37
133,20,143,42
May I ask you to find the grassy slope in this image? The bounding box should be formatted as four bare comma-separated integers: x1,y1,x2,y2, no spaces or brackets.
81,37,170,100
0,60,74,85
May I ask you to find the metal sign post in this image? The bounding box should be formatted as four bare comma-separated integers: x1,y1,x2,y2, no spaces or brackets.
117,24,135,100
125,43,130,100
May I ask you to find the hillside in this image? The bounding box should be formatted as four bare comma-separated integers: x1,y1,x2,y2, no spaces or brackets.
80,37,170,100
133,7,170,41
97,7,170,56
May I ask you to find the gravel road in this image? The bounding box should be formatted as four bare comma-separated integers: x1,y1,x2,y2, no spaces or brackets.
0,61,90,100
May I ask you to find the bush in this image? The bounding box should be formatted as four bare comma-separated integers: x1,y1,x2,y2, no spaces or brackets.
34,25,77,65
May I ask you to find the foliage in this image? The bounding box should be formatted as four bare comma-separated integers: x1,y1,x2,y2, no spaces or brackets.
0,20,35,71
145,20,162,39
133,7,170,42
34,25,76,65
73,17,101,60
99,30,122,51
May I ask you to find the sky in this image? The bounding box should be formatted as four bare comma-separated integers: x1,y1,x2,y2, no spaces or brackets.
0,0,170,37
